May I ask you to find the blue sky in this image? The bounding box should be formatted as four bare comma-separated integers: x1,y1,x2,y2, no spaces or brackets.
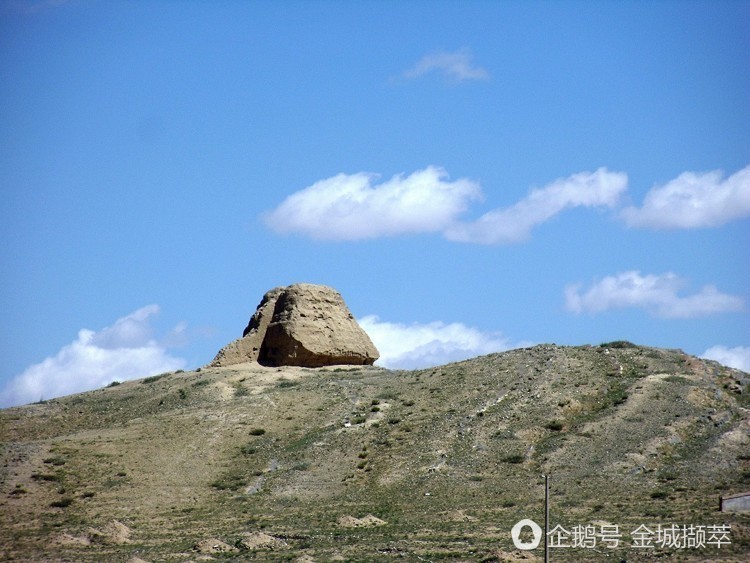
1,0,748,407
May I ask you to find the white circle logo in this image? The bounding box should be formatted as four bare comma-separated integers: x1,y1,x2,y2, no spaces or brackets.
511,519,542,550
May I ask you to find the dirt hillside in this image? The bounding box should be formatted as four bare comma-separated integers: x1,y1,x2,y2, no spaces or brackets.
1,342,748,561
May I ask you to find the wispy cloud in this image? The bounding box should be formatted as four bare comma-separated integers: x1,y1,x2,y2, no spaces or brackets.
403,48,489,82
622,165,750,229
0,306,186,408
701,345,750,373
264,166,481,240
445,168,627,244
565,271,745,319
358,315,526,370
264,167,626,244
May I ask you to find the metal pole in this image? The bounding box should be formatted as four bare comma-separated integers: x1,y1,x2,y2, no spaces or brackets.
545,474,549,563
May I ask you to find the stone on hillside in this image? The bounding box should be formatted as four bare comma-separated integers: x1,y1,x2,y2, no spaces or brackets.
193,538,237,554
209,283,379,368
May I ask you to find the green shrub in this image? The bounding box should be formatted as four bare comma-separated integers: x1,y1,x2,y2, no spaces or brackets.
43,456,67,466
142,373,167,384
31,472,62,482
610,388,628,406
211,474,247,491
249,428,266,436
600,341,637,349
503,454,525,464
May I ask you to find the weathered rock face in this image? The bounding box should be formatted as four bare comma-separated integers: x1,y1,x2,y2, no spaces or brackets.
208,287,284,367
209,283,379,368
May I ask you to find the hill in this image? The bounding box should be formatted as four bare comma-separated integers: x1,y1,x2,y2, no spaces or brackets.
1,343,748,561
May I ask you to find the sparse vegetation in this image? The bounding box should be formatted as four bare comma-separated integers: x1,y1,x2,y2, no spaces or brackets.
544,420,564,431
233,385,250,397
210,474,247,491
600,340,637,348
31,472,63,482
609,386,629,406
2,344,748,561
142,373,168,384
43,456,67,466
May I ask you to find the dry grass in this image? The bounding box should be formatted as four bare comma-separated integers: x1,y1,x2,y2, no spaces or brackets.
1,344,748,561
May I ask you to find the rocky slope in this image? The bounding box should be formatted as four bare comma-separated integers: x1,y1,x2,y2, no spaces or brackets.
1,342,748,561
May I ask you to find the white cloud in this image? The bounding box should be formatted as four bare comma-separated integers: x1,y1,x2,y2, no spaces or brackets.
358,315,525,370
404,48,489,81
622,165,750,229
701,345,750,373
264,166,481,240
565,271,745,319
0,305,186,408
265,166,627,244
445,168,627,244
